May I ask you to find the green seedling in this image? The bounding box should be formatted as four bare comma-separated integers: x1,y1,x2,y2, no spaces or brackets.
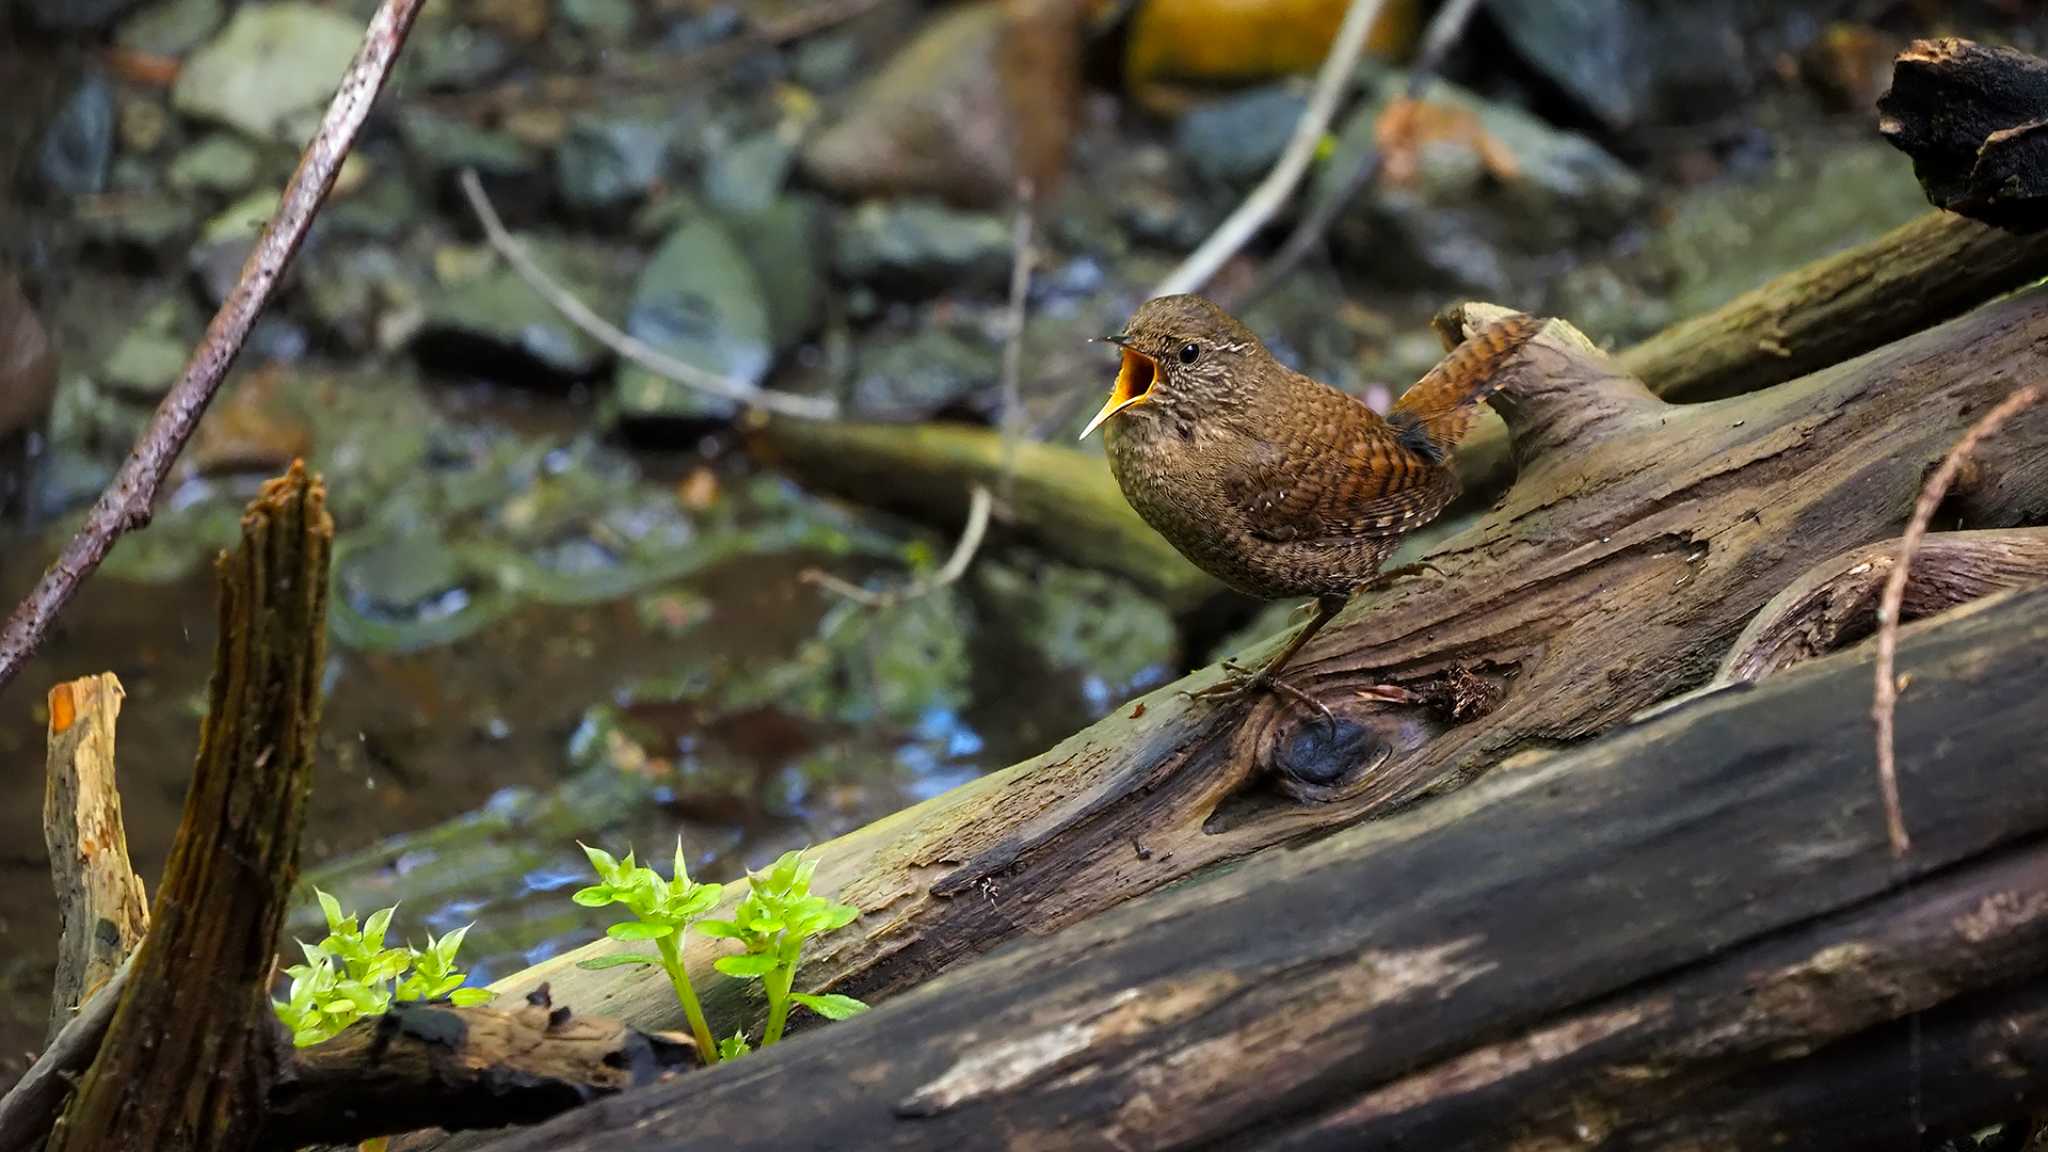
573,838,724,1060
697,848,868,1046
272,888,492,1048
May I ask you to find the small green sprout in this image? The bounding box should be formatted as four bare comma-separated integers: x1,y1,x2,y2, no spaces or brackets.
697,848,868,1046
272,888,492,1048
573,838,723,1061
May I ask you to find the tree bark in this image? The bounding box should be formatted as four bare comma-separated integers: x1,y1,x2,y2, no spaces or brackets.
41,672,148,1042
1879,38,2048,232
50,464,333,1152
471,580,2048,1152
466,286,2048,1083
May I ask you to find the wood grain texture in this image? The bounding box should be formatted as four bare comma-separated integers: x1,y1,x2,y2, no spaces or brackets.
472,581,2048,1152
41,672,147,1043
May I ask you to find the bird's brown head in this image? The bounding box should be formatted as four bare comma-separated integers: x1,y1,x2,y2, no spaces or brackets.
1080,294,1271,440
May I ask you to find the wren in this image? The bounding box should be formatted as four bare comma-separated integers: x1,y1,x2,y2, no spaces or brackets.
1081,294,1542,721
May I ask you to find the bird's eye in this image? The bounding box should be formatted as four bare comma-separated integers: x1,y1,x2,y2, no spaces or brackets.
1178,342,1200,365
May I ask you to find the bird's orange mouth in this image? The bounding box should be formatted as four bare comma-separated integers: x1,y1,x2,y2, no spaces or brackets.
1080,347,1159,440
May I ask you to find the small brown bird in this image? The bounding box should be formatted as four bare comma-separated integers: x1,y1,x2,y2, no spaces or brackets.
1081,294,1542,717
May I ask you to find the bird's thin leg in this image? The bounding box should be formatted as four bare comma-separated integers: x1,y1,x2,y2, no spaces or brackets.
1366,559,1444,587
1185,593,1348,727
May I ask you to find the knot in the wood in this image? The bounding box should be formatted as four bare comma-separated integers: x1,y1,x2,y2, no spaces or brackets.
1442,302,1665,469
1248,691,1445,805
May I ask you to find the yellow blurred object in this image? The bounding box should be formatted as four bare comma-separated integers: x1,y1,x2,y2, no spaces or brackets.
1125,0,1417,89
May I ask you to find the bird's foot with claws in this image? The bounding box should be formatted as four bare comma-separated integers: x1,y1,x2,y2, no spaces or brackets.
1181,658,1336,732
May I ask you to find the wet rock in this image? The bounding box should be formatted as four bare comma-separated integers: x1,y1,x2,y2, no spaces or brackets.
100,297,196,399
722,196,825,354
398,109,546,218
612,217,772,427
1482,0,1648,132
415,238,624,383
167,133,260,195
799,0,1077,208
561,0,637,44
976,561,1177,707
791,33,860,92
703,130,795,217
326,159,423,240
38,71,115,197
304,245,415,352
834,199,1010,297
332,527,511,653
1317,71,1644,295
555,116,672,214
189,190,280,306
116,0,226,56
1174,83,1304,187
117,95,171,156
1107,143,1217,251
173,2,364,141
847,325,995,421
396,17,517,90
74,193,198,256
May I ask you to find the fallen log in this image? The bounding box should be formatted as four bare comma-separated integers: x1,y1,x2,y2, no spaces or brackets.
475,580,2048,1152
469,285,2048,1084
1880,38,2048,232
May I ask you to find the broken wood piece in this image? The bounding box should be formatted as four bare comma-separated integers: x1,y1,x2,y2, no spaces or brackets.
41,672,148,1043
0,957,131,1152
51,463,334,1152
1718,527,2048,683
470,580,2048,1152
439,286,2048,1106
1880,38,2048,232
262,984,694,1147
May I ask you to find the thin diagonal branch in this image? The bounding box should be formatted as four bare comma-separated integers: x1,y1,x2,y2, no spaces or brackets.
802,484,995,609
458,170,839,421
1149,0,1391,300
1872,382,2039,857
0,0,429,698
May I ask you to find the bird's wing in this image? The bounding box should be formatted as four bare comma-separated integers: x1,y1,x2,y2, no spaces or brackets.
1227,384,1460,544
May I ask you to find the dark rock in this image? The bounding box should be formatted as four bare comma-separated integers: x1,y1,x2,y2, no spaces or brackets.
722,196,825,354
833,199,1011,297
74,193,199,258
38,71,115,198
398,108,547,222
703,130,795,217
1483,0,1649,131
100,296,197,399
172,1,364,141
166,133,261,195
561,0,637,44
188,190,279,307
611,217,772,427
415,236,626,383
555,116,672,214
396,18,517,90
791,33,861,92
1175,84,1305,187
847,324,994,421
20,0,143,30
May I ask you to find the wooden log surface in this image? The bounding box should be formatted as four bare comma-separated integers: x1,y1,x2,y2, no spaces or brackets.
450,285,2048,1109
40,672,147,1042
50,466,333,1152
474,580,2048,1152
1880,38,2048,232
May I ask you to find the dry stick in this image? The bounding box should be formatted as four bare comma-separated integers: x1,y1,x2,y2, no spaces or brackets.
1872,383,2040,857
0,957,133,1152
1246,0,1484,305
802,484,995,608
1148,0,1391,300
458,170,838,421
0,0,426,700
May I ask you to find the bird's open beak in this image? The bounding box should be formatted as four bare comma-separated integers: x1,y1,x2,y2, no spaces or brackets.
1080,342,1160,440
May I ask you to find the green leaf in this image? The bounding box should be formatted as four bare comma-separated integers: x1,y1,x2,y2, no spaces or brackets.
815,903,859,932
576,953,659,970
299,939,326,967
672,835,690,890
316,888,345,934
437,922,473,965
608,920,676,941
572,885,616,908
449,987,494,1007
673,886,721,920
694,919,742,940
580,842,622,884
789,993,869,1021
364,904,396,951
713,954,781,978
717,1031,752,1061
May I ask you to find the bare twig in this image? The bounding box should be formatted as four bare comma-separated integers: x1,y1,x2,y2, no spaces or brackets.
0,956,132,1152
0,0,427,699
801,484,995,608
458,170,838,421
1872,383,2039,857
999,182,1036,505
1246,0,1483,305
1149,0,1391,300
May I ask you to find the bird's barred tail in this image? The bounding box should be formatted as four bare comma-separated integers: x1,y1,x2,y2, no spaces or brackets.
1386,313,1545,464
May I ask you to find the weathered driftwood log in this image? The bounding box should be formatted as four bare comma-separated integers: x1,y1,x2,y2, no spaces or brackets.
476,581,2048,1152
753,211,2048,602
1717,526,2048,683
262,985,694,1147
469,286,2048,1081
1880,38,2048,232
40,672,148,1042
51,465,333,1152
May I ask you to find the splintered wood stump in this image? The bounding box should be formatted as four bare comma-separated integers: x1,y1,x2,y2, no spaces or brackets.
1880,38,2048,232
470,286,2048,1081
476,582,2048,1152
51,465,333,1152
